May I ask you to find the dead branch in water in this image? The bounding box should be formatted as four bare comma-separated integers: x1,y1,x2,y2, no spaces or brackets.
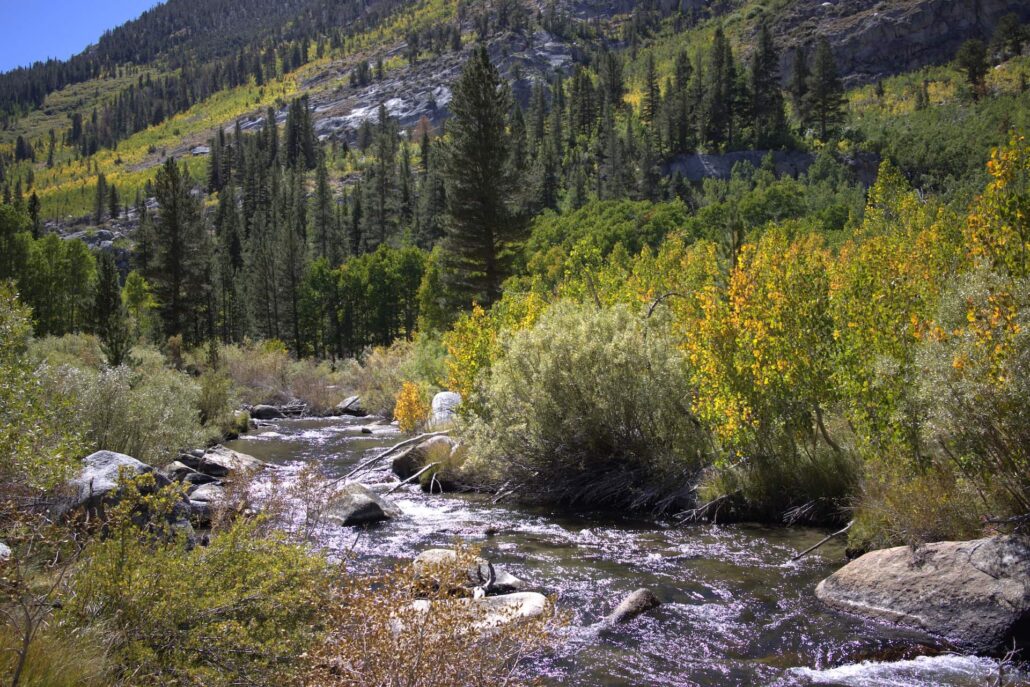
385,463,440,495
790,520,853,562
331,431,450,485
679,491,739,523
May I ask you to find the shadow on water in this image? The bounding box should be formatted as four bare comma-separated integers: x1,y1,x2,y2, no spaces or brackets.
227,417,1026,687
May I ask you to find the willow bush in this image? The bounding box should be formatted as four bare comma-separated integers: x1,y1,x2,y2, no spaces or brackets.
464,301,714,511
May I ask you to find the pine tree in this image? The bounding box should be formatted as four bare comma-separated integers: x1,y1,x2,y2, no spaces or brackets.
94,173,108,224
803,38,846,139
748,24,787,147
311,151,337,263
27,192,41,239
94,251,132,366
150,158,209,342
440,46,523,306
789,46,809,127
643,52,661,128
955,39,989,100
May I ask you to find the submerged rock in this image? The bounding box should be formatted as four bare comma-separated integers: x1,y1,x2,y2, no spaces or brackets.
816,535,1030,652
603,588,662,625
327,483,402,526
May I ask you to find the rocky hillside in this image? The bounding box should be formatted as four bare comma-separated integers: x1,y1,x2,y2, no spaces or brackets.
771,0,1030,84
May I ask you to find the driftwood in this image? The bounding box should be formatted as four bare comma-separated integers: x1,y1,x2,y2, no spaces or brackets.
790,520,853,562
385,463,439,495
331,431,450,485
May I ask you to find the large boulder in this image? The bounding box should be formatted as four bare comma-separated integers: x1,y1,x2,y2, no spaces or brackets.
413,548,526,595
392,435,458,480
62,450,169,517
336,396,366,417
250,404,285,420
327,483,402,526
816,535,1030,652
603,588,661,625
429,392,462,429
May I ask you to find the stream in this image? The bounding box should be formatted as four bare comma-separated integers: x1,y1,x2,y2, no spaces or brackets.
227,416,1026,687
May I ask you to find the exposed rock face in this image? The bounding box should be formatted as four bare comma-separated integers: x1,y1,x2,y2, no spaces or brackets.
815,535,1030,652
429,392,462,429
665,150,880,185
773,0,1030,86
250,404,285,420
327,483,402,526
413,548,527,595
603,588,662,625
62,450,169,517
392,435,458,480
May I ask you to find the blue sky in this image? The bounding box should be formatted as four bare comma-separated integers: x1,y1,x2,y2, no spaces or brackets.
0,0,161,72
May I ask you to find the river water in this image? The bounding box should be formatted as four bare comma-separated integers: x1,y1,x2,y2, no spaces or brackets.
227,416,1027,687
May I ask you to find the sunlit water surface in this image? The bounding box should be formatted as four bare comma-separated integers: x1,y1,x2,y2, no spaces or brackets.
227,417,1026,687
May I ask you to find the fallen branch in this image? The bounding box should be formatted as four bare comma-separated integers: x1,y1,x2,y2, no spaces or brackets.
791,520,853,562
332,431,450,485
385,463,439,495
679,491,738,523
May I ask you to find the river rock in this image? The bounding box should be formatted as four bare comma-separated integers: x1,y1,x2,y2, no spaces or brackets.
162,460,197,482
61,450,169,517
392,435,458,480
327,483,402,526
414,548,527,595
188,483,225,527
603,588,662,625
185,446,265,477
429,391,462,428
815,535,1030,652
250,404,285,420
336,396,365,416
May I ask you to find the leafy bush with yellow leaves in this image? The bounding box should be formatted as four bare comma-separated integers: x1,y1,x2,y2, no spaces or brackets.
395,380,431,433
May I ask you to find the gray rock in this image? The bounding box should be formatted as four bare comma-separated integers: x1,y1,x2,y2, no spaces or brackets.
327,483,401,526
0,542,11,561
429,391,462,428
413,548,526,595
185,446,265,477
250,404,285,420
815,535,1030,652
603,588,662,625
336,395,365,416
184,472,219,486
62,450,168,517
162,460,197,482
187,482,225,527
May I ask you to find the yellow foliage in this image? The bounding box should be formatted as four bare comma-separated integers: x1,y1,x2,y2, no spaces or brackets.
394,380,431,433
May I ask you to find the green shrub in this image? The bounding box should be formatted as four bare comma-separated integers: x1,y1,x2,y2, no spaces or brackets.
56,364,204,465
0,285,83,495
27,333,107,371
464,301,713,511
61,486,331,687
